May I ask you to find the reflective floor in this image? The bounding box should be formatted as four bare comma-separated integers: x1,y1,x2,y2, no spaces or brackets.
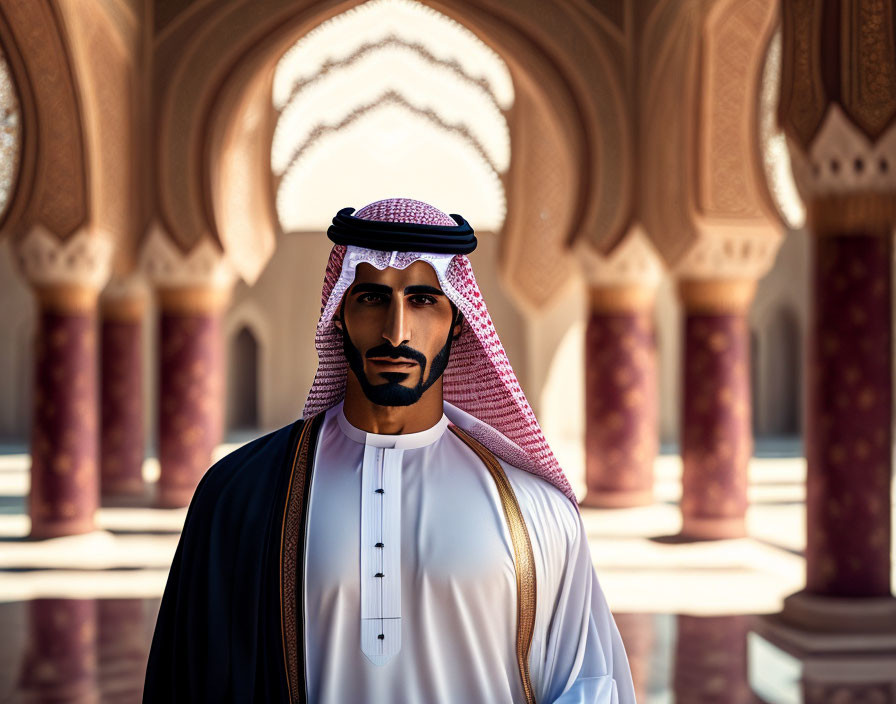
1,440,894,703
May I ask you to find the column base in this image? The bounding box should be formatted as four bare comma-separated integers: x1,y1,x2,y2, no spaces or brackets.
750,597,896,704
680,514,747,540
156,484,198,509
780,590,896,634
580,488,654,508
101,478,147,497
29,516,96,540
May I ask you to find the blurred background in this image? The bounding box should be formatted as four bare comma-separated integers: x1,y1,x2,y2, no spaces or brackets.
0,0,894,701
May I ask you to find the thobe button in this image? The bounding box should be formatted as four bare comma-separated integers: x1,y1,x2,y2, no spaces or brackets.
375,488,385,494
378,634,385,640
375,542,384,548
374,572,385,578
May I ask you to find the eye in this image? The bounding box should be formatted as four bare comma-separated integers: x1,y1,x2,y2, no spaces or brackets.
358,292,387,304
409,294,438,306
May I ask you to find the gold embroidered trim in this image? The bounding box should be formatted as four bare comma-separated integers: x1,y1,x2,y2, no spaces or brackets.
279,418,312,703
449,424,538,704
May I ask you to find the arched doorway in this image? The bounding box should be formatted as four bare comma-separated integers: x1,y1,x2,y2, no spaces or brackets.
227,326,260,431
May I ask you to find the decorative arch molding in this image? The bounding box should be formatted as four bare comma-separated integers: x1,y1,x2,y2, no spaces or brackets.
155,0,629,310
0,0,86,241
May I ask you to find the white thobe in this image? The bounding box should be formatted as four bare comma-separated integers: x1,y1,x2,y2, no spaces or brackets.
303,401,636,704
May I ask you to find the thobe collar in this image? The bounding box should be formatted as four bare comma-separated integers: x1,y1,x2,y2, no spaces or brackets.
335,401,450,449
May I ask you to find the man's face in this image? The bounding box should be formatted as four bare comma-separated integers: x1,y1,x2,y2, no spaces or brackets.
335,261,462,407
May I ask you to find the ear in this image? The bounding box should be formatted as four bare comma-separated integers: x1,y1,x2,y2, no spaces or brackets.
452,311,464,341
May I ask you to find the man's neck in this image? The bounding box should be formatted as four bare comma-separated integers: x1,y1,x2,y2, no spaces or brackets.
341,376,445,434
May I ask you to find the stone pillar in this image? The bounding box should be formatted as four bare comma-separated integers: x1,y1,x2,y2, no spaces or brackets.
678,279,756,540
142,228,234,508
806,229,891,597
750,0,896,681
156,288,226,507
19,598,99,702
774,0,896,612
17,228,111,539
100,278,148,498
579,229,662,508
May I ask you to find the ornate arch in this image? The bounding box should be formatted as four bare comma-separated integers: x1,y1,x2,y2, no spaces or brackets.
0,0,86,241
154,0,630,310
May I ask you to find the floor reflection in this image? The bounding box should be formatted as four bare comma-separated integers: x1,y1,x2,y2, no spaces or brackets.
1,604,894,702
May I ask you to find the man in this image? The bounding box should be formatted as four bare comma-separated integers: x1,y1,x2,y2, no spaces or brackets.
144,198,636,703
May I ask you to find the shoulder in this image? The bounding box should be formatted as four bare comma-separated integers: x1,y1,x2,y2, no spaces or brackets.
498,459,582,548
188,420,300,518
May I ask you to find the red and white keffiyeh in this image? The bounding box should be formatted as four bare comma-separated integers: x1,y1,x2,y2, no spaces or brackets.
302,198,575,503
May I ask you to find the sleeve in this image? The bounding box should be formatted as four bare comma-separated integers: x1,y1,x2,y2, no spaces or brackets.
536,507,637,704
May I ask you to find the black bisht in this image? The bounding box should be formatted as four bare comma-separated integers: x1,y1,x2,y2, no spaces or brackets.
143,419,304,703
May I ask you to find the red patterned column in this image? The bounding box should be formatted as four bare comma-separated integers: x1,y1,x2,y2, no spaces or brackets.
678,280,755,540
100,293,146,497
805,231,891,597
674,615,758,703
156,288,226,508
29,286,101,539
582,286,658,507
19,599,98,701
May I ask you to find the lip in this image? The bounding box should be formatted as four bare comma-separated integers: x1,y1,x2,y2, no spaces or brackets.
368,358,417,368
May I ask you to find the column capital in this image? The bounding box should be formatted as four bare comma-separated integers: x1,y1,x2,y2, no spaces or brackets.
140,223,235,310
16,226,113,309
101,273,150,320
578,226,664,312
674,225,782,283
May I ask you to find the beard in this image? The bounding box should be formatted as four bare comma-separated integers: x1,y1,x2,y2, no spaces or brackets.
341,325,454,407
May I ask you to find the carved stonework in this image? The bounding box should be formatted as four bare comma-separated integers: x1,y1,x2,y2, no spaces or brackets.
674,227,783,282
788,105,896,199
140,224,235,293
16,225,112,291
579,226,663,290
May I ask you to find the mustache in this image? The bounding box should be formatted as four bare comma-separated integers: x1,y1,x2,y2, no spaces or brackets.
365,343,427,367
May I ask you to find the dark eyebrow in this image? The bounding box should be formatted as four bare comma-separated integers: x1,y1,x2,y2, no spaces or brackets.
404,285,445,296
351,282,393,296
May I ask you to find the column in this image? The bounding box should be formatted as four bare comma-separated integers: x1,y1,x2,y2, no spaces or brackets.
806,230,891,597
29,285,101,538
17,227,112,539
100,279,147,498
156,287,226,507
579,229,662,508
141,228,234,509
678,279,755,540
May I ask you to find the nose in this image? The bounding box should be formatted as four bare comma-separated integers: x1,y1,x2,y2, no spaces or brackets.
382,296,410,347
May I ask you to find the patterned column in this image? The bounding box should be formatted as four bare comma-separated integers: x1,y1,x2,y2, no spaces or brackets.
804,232,891,596
100,281,147,497
777,0,896,603
583,287,658,507
156,288,226,508
17,228,112,539
678,279,756,540
141,227,234,509
579,228,662,508
674,615,758,703
18,599,98,701
28,286,101,538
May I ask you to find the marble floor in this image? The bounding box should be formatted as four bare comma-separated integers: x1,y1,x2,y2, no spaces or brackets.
0,439,893,703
